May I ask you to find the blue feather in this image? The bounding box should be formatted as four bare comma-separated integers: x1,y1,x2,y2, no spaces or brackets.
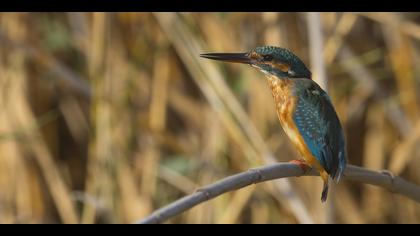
292,79,346,181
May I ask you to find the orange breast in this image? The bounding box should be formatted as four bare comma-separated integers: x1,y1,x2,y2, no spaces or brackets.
266,77,323,169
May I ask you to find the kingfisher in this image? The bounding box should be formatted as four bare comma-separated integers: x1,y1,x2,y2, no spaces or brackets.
200,46,347,202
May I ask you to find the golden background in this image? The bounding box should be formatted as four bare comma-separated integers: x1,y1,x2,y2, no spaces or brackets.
0,12,419,223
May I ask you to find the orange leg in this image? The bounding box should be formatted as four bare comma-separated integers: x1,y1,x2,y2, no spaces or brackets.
289,159,311,173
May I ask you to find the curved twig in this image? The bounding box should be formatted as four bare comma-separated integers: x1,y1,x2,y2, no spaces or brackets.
137,163,420,224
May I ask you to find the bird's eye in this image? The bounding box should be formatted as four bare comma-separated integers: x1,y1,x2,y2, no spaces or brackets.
263,55,273,61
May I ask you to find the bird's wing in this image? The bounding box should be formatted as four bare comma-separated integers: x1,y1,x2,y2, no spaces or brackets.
292,83,346,181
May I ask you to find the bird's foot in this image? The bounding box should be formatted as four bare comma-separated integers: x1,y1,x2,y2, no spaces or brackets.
289,159,311,173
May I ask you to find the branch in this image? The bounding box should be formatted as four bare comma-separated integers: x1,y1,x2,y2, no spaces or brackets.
137,163,420,224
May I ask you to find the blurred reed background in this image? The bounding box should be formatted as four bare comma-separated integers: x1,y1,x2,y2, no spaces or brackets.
0,12,419,224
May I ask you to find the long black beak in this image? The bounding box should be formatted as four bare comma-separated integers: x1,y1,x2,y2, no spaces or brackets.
200,52,252,64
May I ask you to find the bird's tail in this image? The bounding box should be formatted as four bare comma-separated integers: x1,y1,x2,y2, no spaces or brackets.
320,171,330,203
321,180,329,202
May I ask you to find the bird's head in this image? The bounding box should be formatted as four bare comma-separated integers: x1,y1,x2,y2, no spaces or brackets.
200,46,311,79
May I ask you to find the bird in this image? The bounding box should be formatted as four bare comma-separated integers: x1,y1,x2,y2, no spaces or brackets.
200,46,347,202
